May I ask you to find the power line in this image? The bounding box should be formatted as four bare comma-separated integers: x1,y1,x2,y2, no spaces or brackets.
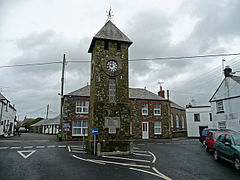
0,61,61,68
1,52,240,68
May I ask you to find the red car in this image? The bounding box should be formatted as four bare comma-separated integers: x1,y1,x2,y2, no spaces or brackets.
205,131,229,152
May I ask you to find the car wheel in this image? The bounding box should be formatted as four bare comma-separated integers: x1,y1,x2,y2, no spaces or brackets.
234,156,240,170
205,145,209,152
214,150,219,161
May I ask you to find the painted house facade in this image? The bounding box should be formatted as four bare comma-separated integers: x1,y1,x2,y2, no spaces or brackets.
209,66,240,132
0,93,17,137
186,105,212,137
62,85,187,140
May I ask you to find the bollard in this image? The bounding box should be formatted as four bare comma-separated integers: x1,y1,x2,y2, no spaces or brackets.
97,143,101,156
130,142,133,154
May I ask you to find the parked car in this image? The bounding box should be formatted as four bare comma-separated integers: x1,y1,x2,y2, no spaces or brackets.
18,126,27,133
200,128,219,145
205,131,229,152
213,132,240,170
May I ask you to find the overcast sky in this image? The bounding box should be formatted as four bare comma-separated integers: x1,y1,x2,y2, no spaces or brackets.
0,0,240,120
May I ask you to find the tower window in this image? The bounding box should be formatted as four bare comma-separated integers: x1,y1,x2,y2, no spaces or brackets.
117,42,121,51
104,40,109,50
109,79,116,102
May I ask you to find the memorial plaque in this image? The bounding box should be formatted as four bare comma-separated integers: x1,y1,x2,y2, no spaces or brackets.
104,117,120,128
109,128,116,134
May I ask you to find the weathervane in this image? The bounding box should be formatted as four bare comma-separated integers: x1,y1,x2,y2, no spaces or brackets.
106,7,114,23
158,81,164,91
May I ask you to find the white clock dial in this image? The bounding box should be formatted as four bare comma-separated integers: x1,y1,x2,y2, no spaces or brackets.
106,60,118,72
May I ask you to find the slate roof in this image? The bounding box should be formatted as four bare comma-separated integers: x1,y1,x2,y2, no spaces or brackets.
0,92,7,100
66,85,166,101
31,116,60,127
170,101,185,110
232,76,240,84
88,20,132,53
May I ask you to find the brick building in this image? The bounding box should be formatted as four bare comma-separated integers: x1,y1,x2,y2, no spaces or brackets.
62,85,187,140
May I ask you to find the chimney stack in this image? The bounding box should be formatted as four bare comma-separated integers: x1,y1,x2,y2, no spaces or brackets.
158,85,165,98
224,66,232,78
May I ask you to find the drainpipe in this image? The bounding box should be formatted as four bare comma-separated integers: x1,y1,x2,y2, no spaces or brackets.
167,90,172,138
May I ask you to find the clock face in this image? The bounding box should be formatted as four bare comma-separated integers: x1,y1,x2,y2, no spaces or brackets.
106,60,118,72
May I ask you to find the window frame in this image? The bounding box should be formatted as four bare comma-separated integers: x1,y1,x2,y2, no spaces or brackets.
216,100,224,113
153,102,162,116
194,113,200,122
141,102,149,116
75,99,89,114
72,119,88,136
176,115,179,128
154,120,162,135
181,116,185,129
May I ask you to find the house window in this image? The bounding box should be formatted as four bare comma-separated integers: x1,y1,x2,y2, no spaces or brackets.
104,40,109,50
216,100,224,113
117,42,121,51
109,79,116,102
141,103,148,115
154,121,162,135
181,116,185,128
176,115,179,128
218,121,226,129
153,103,161,116
171,114,173,128
209,113,212,121
194,113,200,122
76,100,89,114
72,120,88,136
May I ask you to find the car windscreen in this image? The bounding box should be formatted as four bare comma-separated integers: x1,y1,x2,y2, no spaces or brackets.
232,134,240,145
214,132,225,139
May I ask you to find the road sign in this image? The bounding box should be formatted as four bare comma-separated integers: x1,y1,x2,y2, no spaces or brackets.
91,128,99,135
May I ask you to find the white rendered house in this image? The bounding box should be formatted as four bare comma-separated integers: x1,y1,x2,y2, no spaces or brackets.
209,66,240,132
0,93,16,136
186,105,213,137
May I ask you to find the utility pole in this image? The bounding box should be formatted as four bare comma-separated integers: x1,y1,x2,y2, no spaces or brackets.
46,104,49,120
60,54,66,136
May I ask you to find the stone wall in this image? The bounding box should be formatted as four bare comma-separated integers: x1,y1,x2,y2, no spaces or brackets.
171,107,187,137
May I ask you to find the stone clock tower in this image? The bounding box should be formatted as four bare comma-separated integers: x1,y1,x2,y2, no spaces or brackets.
86,16,133,154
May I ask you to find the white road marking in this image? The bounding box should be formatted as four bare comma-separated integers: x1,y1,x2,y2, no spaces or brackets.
68,145,71,152
36,146,45,149
92,159,151,168
17,150,36,159
133,147,139,150
70,145,82,148
23,146,33,149
157,143,163,144
102,155,151,163
148,151,156,163
72,155,106,165
133,153,151,157
58,145,66,148
71,151,87,153
0,147,8,149
47,145,56,148
133,150,148,153
152,167,172,180
130,167,164,178
165,143,171,144
11,146,21,149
